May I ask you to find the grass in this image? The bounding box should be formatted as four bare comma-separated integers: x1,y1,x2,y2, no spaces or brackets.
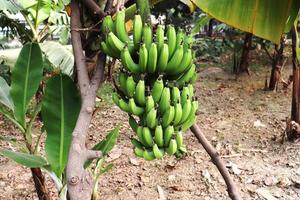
96,82,114,109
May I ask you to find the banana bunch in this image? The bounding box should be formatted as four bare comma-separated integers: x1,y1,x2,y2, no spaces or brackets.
102,11,199,160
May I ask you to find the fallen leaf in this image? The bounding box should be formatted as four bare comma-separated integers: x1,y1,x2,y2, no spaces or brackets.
157,185,166,200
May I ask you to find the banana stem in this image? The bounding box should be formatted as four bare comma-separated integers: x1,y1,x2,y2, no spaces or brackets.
190,124,242,200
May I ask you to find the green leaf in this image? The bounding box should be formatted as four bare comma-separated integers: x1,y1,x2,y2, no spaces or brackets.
191,0,300,44
40,41,73,75
41,74,81,177
0,0,20,14
93,127,119,155
10,42,43,127
192,14,211,34
0,148,47,167
0,76,13,110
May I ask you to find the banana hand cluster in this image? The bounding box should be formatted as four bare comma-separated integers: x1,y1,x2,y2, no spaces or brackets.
103,11,198,160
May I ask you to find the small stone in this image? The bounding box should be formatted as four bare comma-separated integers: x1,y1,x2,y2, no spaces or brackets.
168,175,176,182
264,176,278,186
277,177,291,188
129,157,139,166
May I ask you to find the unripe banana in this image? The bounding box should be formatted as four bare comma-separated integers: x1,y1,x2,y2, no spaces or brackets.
143,150,155,161
147,43,158,74
156,24,165,53
139,44,148,72
107,32,125,57
133,15,143,49
118,98,130,113
143,24,152,51
171,86,181,104
129,98,145,116
181,86,190,105
132,138,143,149
102,15,114,35
121,46,141,74
163,125,174,147
181,113,196,132
112,92,120,106
166,25,176,58
142,127,154,147
157,43,169,73
190,71,198,83
162,105,175,128
146,108,157,129
177,64,196,87
151,76,164,103
100,41,118,58
175,131,183,149
169,49,193,76
115,10,129,42
159,87,171,114
137,126,148,147
165,45,184,73
166,139,177,155
126,76,136,97
153,144,164,159
175,29,185,49
173,101,183,126
134,79,146,106
179,97,191,123
129,115,139,132
183,34,194,50
117,71,128,94
154,125,164,147
145,95,155,113
188,84,194,98
134,146,144,158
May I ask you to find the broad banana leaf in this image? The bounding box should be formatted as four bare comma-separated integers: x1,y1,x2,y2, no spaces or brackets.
10,42,43,127
191,0,300,44
41,74,81,177
0,76,13,110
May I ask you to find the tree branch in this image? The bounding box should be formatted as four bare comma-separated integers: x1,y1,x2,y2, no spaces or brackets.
190,124,242,200
71,0,90,97
83,0,105,17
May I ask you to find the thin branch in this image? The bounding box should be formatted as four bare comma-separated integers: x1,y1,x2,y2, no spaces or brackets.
190,124,242,200
104,0,114,12
70,0,90,97
85,150,102,160
83,0,105,17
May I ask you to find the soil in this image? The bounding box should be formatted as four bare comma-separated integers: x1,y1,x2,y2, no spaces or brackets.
1,64,300,200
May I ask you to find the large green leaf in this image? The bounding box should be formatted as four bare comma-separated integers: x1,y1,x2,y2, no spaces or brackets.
41,74,81,176
0,148,47,167
10,42,43,127
191,0,300,44
0,76,13,110
40,41,73,75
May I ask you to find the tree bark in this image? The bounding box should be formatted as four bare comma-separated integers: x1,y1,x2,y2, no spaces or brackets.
234,33,252,74
190,124,242,200
31,168,51,200
269,36,285,90
207,19,214,37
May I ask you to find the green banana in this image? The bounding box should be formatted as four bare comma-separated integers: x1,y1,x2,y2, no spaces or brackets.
117,71,128,94
143,24,152,51
100,41,118,58
171,86,181,104
173,101,183,126
169,49,193,76
145,95,155,113
133,14,143,49
139,44,148,72
112,92,120,106
162,105,175,128
154,125,164,147
157,43,169,73
166,139,177,155
177,64,196,87
181,113,196,131
147,43,158,74
153,144,164,159
143,150,155,161
175,29,185,49
102,15,114,35
107,32,125,57
175,131,183,149
121,46,141,74
129,115,139,132
190,71,198,83
188,84,194,98
159,87,171,114
151,76,164,103
126,76,136,97
142,127,154,147
156,24,165,53
115,10,129,42
166,25,176,58
146,108,157,129
134,79,146,106
165,45,184,73
183,34,194,50
118,98,130,113
181,86,190,105
163,125,174,147
134,146,144,158
129,98,145,116
181,98,198,127
132,138,143,149
179,97,191,124
137,126,148,147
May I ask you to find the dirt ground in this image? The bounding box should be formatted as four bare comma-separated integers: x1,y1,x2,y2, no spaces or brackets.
1,64,300,200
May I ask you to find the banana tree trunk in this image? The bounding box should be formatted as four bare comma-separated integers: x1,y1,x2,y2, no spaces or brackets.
31,168,51,200
269,36,285,90
235,33,252,74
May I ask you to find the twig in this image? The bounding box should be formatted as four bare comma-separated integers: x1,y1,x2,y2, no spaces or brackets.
190,124,242,200
239,148,268,153
220,154,243,158
83,0,105,17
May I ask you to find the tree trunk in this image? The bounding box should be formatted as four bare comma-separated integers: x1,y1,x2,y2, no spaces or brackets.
234,33,252,74
269,36,285,90
31,168,51,200
207,19,214,37
287,26,300,141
